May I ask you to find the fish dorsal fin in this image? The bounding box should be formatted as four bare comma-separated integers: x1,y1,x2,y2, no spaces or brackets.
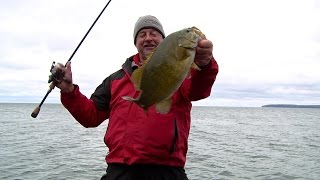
145,49,155,63
131,67,143,90
155,98,172,114
131,49,156,90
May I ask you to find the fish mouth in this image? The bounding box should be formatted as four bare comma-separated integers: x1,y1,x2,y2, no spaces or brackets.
178,37,198,49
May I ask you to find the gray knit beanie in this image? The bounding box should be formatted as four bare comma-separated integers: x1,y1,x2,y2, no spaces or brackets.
133,15,165,44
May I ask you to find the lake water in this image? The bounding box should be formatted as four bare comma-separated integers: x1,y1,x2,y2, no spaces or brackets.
0,103,319,180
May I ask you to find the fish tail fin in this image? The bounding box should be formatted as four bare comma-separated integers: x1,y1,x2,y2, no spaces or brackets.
155,98,172,114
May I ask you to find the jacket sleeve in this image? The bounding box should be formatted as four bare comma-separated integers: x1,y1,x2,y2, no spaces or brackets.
60,82,110,128
179,57,219,101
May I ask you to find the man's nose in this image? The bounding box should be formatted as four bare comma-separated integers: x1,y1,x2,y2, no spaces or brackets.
145,33,153,41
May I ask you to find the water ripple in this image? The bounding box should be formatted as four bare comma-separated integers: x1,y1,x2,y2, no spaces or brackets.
1,104,320,179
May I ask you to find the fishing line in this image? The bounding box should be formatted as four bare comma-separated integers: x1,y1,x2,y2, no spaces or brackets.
31,0,113,118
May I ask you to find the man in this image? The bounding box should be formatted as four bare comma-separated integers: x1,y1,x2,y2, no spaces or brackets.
56,15,219,180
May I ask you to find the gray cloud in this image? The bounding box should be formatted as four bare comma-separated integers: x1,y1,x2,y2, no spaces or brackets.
1,0,320,108
210,81,320,107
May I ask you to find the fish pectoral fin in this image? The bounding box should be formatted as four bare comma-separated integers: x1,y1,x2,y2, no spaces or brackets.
155,98,173,114
131,67,143,90
191,62,201,71
131,50,156,90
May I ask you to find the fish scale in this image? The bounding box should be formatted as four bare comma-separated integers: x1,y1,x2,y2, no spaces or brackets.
123,27,203,114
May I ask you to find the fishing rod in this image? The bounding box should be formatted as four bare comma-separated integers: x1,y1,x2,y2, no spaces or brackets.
31,0,112,118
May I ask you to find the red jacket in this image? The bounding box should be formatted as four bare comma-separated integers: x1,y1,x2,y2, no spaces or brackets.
61,54,219,167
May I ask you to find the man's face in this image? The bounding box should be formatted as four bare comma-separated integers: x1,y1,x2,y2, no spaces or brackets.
135,28,164,61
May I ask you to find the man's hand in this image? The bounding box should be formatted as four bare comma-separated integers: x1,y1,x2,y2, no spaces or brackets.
194,38,213,67
55,62,74,93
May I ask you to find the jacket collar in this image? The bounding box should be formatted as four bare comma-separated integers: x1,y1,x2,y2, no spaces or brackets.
122,53,140,75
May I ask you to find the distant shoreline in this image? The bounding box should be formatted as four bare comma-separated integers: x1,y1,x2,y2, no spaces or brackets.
262,104,320,108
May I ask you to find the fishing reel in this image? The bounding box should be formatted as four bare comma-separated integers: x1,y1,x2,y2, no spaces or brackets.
31,0,112,118
48,61,65,83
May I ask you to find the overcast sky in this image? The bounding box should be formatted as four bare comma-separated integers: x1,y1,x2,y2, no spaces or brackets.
1,0,319,107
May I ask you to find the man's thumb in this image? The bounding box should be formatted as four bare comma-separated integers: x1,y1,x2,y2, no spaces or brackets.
65,61,72,71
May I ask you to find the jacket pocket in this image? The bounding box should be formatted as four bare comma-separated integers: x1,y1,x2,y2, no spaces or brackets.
169,118,179,154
